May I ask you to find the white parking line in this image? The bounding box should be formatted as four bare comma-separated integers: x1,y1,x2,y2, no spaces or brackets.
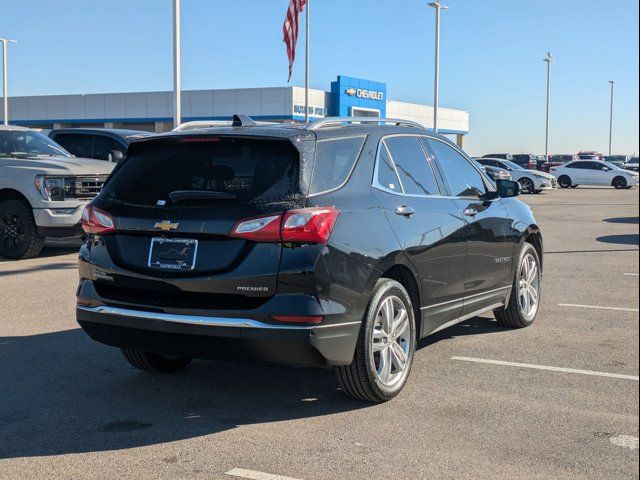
451,356,639,381
623,273,639,276
559,303,639,312
610,435,639,450
225,468,303,480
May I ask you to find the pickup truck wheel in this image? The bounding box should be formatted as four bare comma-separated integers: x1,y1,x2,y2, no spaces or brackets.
335,279,416,403
494,243,541,328
121,348,192,373
0,199,44,260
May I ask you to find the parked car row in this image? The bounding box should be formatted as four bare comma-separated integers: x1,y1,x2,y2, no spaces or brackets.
482,151,639,175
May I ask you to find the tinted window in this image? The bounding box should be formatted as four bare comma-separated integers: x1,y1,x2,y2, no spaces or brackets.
53,133,93,158
310,137,364,194
384,136,440,196
569,162,588,169
376,144,402,192
101,137,300,207
428,139,486,197
93,136,124,160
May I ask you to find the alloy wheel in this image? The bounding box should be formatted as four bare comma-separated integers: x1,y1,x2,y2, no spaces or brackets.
371,295,411,388
519,178,534,193
0,210,26,252
518,253,540,319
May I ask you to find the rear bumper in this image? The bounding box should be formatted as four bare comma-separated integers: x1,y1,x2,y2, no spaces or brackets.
76,304,361,368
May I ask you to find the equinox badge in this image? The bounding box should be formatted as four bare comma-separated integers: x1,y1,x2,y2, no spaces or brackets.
154,220,179,231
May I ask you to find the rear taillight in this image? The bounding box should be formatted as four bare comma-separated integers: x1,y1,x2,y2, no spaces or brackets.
81,205,115,235
282,207,339,244
230,207,339,244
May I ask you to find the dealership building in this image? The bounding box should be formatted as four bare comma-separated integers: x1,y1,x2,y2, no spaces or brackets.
3,75,470,146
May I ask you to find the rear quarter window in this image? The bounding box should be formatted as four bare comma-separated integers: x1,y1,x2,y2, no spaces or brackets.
309,136,365,194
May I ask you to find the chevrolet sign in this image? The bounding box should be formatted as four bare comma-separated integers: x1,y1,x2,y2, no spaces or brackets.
345,88,384,101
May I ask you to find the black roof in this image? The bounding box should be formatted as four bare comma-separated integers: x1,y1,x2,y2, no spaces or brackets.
50,128,154,140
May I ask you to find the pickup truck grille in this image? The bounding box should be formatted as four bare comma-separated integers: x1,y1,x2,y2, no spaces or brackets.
60,176,109,199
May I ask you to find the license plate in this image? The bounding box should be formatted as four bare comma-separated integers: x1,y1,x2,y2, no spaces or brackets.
148,237,198,271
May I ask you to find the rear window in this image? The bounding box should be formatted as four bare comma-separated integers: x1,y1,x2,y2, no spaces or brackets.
100,137,300,206
309,136,365,194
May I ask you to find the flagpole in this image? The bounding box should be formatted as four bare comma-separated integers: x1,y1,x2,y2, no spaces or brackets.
305,0,310,123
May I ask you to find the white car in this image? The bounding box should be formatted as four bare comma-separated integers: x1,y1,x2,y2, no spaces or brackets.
0,125,114,259
475,158,557,193
551,160,640,189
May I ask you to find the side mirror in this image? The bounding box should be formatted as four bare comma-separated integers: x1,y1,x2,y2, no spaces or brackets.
107,150,124,162
602,167,610,171
496,179,520,198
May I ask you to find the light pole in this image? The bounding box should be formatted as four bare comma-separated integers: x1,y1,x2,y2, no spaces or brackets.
428,2,448,133
172,0,181,128
0,37,17,126
608,80,615,156
543,52,553,161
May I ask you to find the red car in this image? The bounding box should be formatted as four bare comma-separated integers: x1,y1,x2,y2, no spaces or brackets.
541,154,579,173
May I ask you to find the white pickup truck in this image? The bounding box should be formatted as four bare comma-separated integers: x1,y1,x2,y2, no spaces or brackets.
0,125,114,259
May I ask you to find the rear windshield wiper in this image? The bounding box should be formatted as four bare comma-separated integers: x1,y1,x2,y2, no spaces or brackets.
168,190,237,202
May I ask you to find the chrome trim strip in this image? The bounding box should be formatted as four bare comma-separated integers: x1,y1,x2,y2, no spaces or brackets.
78,305,360,330
429,303,504,336
420,286,510,310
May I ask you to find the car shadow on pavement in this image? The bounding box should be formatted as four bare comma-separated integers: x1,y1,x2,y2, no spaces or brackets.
596,234,640,246
603,216,639,224
417,316,509,350
0,261,77,277
0,328,366,459
0,244,79,264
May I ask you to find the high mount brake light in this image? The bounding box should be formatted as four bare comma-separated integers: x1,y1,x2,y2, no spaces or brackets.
230,207,339,244
81,205,115,235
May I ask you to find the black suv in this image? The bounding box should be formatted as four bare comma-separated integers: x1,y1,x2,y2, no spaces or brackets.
49,128,153,162
77,116,543,403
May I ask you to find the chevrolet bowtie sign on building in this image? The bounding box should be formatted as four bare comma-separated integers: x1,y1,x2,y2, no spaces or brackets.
345,87,385,101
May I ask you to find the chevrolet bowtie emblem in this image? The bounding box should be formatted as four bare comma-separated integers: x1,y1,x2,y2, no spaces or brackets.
345,88,357,96
154,220,179,231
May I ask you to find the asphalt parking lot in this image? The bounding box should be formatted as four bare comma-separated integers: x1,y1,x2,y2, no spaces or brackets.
1,187,638,480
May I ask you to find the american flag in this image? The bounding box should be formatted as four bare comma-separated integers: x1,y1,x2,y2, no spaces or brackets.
282,0,307,82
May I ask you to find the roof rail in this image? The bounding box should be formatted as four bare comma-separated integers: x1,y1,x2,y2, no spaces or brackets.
307,117,426,130
173,114,275,132
173,120,232,131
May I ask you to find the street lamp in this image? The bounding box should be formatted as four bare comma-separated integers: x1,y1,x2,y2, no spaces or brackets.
543,52,553,161
0,37,17,126
172,0,181,128
427,2,448,133
608,80,616,156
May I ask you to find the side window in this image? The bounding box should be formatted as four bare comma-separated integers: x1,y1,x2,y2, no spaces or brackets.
52,134,92,158
570,162,587,169
92,136,124,160
376,143,402,192
310,136,365,194
428,139,487,197
383,136,440,196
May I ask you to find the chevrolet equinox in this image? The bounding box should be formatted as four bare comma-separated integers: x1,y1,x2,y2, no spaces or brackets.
76,115,543,403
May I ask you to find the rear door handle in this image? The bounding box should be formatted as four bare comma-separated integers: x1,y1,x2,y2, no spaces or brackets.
395,205,415,217
463,207,478,217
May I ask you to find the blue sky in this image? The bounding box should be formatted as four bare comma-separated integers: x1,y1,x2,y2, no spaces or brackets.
1,0,638,155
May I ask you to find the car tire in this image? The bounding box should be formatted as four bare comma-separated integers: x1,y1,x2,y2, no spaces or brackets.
121,348,192,373
557,175,572,188
612,176,627,189
494,242,541,329
335,278,416,403
518,177,535,194
0,199,45,260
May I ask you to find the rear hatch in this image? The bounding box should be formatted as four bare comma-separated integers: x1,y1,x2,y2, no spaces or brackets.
89,134,307,310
